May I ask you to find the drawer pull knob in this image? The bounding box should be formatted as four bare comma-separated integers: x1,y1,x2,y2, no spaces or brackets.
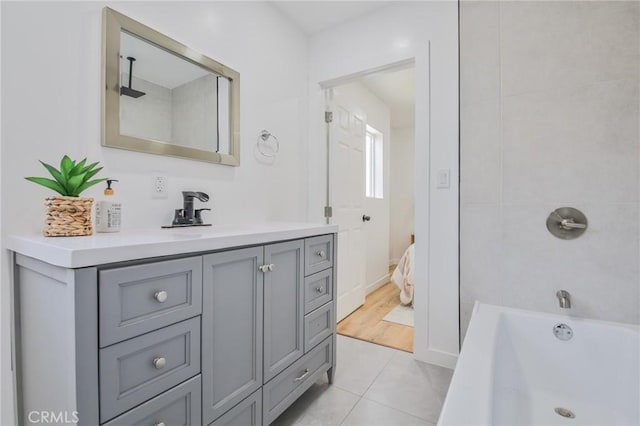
315,286,324,293
259,265,269,273
316,250,326,258
154,291,168,303
268,263,275,272
153,423,166,426
294,368,310,382
152,357,167,369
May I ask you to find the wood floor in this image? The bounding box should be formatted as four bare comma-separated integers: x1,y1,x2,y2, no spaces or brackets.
337,280,414,353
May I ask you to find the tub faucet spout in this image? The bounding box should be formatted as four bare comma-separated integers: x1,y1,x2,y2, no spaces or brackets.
556,290,571,309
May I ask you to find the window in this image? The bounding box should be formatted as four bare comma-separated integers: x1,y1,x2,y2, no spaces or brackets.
365,127,383,199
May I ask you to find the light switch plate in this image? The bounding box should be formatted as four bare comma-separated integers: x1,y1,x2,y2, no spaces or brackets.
436,169,450,189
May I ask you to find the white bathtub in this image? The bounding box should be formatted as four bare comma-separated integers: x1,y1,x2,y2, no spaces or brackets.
438,303,639,426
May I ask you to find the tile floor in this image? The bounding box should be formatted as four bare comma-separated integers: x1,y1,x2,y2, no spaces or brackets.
272,335,454,426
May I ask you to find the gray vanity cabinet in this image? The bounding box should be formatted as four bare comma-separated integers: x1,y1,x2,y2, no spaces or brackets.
263,240,305,383
202,239,306,425
103,375,202,426
202,247,264,425
99,317,201,422
12,231,336,426
209,389,262,426
98,256,203,347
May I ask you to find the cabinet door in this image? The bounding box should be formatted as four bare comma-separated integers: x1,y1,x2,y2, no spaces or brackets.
263,240,304,382
209,389,262,426
202,247,264,424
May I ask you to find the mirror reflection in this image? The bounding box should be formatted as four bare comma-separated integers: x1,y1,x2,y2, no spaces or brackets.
119,31,231,154
102,7,240,166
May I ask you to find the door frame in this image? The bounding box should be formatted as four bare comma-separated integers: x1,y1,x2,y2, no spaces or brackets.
318,49,459,369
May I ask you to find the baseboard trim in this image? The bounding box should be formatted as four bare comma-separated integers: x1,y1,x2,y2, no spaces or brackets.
413,348,458,370
365,273,390,295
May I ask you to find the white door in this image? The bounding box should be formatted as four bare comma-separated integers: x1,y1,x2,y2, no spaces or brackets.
328,88,367,322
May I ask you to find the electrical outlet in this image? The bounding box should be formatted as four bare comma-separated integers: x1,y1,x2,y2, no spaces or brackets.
152,174,168,199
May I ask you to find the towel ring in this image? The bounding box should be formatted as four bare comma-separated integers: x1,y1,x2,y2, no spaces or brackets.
257,130,279,158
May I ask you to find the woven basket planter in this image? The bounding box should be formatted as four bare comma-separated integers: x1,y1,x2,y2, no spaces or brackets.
44,196,94,237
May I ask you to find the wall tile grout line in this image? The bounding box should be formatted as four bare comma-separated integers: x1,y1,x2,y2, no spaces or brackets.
499,74,640,100
460,0,639,333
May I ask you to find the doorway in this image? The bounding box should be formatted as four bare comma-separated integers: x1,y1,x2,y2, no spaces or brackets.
325,65,416,352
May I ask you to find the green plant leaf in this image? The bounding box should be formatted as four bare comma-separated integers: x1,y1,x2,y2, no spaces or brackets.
39,161,66,188
25,177,67,196
81,161,99,174
28,156,104,196
73,178,106,196
82,166,103,183
69,158,87,177
60,155,74,179
66,172,86,195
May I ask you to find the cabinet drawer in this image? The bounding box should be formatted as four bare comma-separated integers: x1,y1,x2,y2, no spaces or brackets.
263,337,333,425
304,269,333,314
304,235,333,276
99,256,202,347
304,303,334,352
102,375,201,426
99,317,201,422
209,389,262,426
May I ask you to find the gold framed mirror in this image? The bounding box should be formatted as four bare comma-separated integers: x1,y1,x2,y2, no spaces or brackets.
102,7,240,166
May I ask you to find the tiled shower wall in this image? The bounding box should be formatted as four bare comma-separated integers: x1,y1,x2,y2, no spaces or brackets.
172,74,218,151
460,1,640,339
120,75,173,142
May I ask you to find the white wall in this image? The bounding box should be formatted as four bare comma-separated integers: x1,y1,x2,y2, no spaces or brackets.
333,81,391,295
390,126,415,264
2,1,308,231
307,2,459,367
1,2,308,424
460,1,640,340
0,4,3,422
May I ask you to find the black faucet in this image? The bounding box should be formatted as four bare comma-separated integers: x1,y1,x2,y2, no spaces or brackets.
171,191,210,226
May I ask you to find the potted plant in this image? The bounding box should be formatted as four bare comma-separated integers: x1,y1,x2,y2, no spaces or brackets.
25,156,105,236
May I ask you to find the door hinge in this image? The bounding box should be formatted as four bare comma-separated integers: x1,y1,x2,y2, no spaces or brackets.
324,206,333,218
324,111,333,123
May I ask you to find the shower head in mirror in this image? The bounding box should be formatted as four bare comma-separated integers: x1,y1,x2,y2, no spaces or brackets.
120,56,146,98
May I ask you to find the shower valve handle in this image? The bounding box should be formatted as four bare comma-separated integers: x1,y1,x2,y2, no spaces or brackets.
560,219,586,230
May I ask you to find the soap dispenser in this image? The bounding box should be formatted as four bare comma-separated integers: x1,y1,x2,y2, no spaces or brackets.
96,179,122,233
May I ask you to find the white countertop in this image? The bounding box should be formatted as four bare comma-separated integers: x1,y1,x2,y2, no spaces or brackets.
6,222,338,268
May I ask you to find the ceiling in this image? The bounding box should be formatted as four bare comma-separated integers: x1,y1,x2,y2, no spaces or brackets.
271,1,391,35
360,67,415,128
121,32,211,89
